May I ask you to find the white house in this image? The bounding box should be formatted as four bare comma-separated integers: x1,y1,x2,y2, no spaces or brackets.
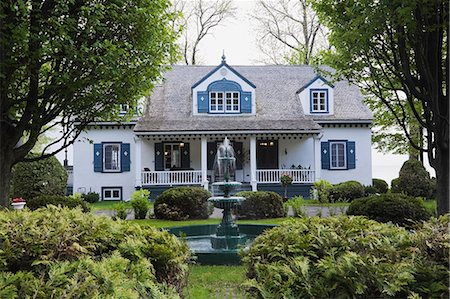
73,57,372,200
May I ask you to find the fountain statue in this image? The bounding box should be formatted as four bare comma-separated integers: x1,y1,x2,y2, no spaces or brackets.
208,137,247,249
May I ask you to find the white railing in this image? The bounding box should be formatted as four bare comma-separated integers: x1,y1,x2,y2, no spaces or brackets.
141,170,203,186
256,169,315,184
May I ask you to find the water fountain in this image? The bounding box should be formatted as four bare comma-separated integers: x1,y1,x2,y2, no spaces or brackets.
167,137,275,264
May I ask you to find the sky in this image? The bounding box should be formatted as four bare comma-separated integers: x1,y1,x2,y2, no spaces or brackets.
55,0,435,185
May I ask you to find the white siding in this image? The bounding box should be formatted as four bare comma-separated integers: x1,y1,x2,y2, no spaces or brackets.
298,78,334,115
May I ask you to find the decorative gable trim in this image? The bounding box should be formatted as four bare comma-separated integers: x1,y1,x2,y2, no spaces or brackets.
191,62,256,89
296,75,334,94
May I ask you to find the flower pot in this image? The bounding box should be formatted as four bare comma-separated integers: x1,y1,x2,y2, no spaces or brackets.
11,202,26,210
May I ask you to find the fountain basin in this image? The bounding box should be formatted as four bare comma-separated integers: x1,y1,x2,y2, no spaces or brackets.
167,224,276,265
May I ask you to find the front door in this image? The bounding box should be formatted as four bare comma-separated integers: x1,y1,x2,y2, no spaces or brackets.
257,140,278,169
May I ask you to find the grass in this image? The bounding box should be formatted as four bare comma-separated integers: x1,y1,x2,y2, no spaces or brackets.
423,199,437,215
289,198,350,207
89,200,154,211
131,217,288,228
186,265,247,299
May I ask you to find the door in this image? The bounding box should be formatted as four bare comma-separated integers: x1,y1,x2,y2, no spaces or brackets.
257,140,278,169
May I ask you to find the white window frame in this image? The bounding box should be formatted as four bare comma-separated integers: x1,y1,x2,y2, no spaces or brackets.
311,90,328,113
330,141,346,169
163,143,183,170
119,104,129,115
103,143,121,172
209,91,240,113
102,187,122,201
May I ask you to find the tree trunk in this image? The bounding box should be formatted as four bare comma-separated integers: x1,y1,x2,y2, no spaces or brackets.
0,149,14,208
435,146,449,216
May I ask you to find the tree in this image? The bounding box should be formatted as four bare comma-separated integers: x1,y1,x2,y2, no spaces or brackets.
172,0,236,65
253,0,329,64
312,0,448,214
0,0,179,206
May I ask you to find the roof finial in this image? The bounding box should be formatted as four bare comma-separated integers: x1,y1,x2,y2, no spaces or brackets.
221,50,226,63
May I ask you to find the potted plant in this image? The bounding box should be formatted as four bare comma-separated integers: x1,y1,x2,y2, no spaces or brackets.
280,173,293,200
11,197,26,210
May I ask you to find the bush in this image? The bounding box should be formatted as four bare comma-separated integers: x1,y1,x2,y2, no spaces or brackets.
391,159,433,198
234,191,285,220
81,191,99,203
372,178,389,194
347,193,431,227
154,187,212,220
27,195,90,212
0,206,191,297
113,202,129,220
363,184,378,196
311,179,332,203
329,180,365,202
130,189,151,220
242,216,449,298
9,155,67,200
285,196,307,218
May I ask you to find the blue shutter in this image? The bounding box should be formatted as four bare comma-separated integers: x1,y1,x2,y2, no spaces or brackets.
155,143,164,171
121,143,131,172
94,144,103,172
347,141,356,169
197,91,209,113
181,143,190,169
241,91,252,113
321,142,330,170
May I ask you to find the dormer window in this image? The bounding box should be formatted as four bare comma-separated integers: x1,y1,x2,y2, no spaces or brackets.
119,104,130,115
210,91,240,113
310,89,328,113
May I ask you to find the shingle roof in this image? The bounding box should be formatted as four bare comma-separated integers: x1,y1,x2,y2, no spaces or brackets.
134,65,372,133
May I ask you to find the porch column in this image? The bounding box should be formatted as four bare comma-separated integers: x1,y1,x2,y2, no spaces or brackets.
250,136,257,191
201,136,208,190
313,134,322,181
134,137,142,187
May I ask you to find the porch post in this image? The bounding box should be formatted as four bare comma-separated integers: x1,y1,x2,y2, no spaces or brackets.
250,136,257,191
201,136,209,190
313,134,322,181
135,137,142,187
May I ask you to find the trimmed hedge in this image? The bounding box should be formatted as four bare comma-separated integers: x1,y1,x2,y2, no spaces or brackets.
347,193,431,227
391,159,433,198
234,191,285,219
372,178,389,194
0,206,191,297
154,187,212,220
242,216,449,298
81,192,99,203
27,195,90,212
329,180,365,202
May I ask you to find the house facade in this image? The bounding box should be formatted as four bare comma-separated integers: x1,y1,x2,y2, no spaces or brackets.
73,57,372,200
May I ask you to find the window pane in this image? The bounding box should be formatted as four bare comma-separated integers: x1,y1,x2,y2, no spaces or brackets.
105,190,111,198
113,190,120,198
104,144,120,170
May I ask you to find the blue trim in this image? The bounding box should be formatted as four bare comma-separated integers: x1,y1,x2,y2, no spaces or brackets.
310,89,329,114
191,62,256,89
207,78,242,91
296,75,334,94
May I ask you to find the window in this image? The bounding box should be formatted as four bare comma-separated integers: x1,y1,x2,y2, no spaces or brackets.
164,143,183,170
103,143,121,172
311,89,328,113
210,92,239,113
119,104,129,115
102,187,122,200
330,141,346,169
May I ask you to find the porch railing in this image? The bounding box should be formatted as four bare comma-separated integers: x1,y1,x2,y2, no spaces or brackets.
256,169,315,184
141,170,203,186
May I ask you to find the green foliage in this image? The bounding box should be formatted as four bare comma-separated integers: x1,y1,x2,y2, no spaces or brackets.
242,216,449,298
113,202,129,220
347,193,431,227
0,206,191,297
235,191,285,220
154,187,212,221
285,196,307,218
372,178,389,194
329,180,365,202
81,192,99,204
364,184,378,196
130,189,151,220
280,174,293,186
9,155,67,200
27,195,90,212
392,159,433,198
311,179,332,203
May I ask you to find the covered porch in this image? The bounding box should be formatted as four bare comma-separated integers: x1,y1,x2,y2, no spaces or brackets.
134,131,321,192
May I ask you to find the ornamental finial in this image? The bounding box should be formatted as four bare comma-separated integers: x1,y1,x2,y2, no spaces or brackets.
221,50,226,63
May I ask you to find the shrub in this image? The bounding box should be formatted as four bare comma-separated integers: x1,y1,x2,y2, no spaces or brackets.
81,191,100,203
347,193,431,227
234,191,285,220
9,155,67,200
311,179,332,203
113,202,129,220
285,196,307,218
27,195,90,212
372,178,389,194
329,180,365,202
154,187,212,220
363,184,378,196
0,206,191,297
242,216,449,298
391,159,433,198
130,189,151,220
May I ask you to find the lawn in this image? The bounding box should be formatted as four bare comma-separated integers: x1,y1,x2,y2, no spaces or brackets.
89,200,153,211
423,199,437,215
186,265,247,299
131,217,288,228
